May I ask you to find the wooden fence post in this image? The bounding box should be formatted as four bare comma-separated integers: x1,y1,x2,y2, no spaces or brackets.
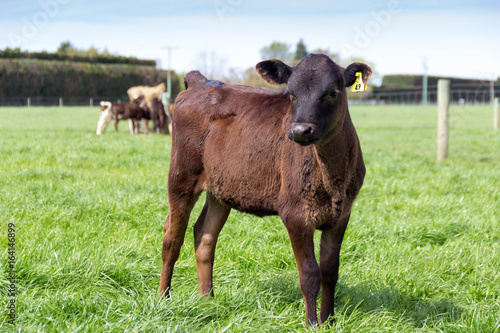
494,97,499,131
59,97,63,107
90,98,94,107
27,97,31,107
437,79,450,162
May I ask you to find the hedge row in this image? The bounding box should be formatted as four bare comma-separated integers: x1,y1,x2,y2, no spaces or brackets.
0,59,181,98
0,48,156,67
381,74,496,89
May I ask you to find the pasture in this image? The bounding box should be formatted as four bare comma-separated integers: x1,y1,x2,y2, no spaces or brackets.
1,104,499,332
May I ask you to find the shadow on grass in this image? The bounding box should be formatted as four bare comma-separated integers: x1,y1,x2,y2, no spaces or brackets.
335,281,464,327
256,273,304,304
155,272,464,329
252,275,464,328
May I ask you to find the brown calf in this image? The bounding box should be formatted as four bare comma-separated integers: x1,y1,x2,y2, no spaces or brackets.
96,101,149,135
150,97,170,134
159,54,371,325
112,101,150,134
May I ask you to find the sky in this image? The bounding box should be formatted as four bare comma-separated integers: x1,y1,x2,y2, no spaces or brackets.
1,0,499,83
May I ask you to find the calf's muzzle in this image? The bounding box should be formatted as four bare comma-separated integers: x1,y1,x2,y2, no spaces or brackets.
289,123,317,145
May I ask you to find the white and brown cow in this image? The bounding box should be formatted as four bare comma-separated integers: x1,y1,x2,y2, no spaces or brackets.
96,101,113,135
127,83,166,110
96,101,149,135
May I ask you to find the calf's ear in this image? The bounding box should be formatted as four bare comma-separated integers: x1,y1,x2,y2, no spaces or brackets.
256,59,292,86
343,62,372,87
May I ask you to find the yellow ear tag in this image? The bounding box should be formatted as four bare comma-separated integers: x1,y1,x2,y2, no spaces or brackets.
351,72,367,93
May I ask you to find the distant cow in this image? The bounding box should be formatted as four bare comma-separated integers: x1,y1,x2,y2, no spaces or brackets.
96,101,149,135
150,97,171,134
96,101,113,135
127,83,166,110
158,54,371,325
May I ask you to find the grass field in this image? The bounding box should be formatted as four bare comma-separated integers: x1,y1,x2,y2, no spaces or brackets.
1,104,499,332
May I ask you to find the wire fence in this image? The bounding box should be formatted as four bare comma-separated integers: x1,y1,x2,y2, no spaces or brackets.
0,88,497,106
349,89,499,105
0,96,128,107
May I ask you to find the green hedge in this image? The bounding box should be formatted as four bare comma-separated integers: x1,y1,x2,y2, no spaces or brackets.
0,48,156,67
381,74,494,89
0,59,181,98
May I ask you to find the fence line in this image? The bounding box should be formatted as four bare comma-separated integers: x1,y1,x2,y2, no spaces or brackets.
0,96,127,107
0,89,497,107
349,89,498,105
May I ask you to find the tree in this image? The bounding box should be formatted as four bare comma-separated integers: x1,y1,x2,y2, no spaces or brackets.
224,67,244,85
223,66,283,90
294,39,308,60
260,41,293,63
241,67,275,88
192,50,227,81
84,46,99,58
57,40,73,53
311,48,340,63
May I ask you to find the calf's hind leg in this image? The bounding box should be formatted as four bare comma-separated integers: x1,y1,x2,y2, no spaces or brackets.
159,192,200,297
193,192,231,296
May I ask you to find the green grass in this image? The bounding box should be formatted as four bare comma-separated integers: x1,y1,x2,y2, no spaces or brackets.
0,105,499,332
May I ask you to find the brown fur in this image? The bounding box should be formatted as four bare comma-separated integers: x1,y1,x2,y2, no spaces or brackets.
150,97,170,134
112,102,149,134
159,54,371,326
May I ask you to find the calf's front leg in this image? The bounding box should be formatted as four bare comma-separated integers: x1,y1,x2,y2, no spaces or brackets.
284,220,321,326
318,215,349,324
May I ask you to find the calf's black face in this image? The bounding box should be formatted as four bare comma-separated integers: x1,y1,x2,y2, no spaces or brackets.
256,53,372,146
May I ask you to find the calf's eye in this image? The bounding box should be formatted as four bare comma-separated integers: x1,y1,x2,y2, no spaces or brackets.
329,90,338,99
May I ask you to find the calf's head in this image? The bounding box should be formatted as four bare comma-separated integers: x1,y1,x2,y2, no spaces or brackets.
256,54,371,146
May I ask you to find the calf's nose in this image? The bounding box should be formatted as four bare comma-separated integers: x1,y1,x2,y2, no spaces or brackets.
289,123,314,142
